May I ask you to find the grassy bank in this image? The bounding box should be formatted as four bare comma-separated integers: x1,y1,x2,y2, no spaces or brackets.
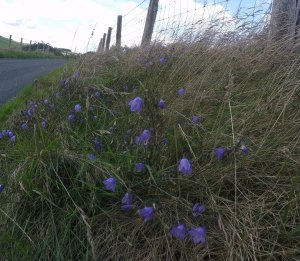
0,35,65,59
0,35,299,260
0,66,72,127
0,36,22,49
0,48,66,59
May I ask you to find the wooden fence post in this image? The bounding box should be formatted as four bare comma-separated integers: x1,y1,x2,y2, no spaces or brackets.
106,27,112,51
116,15,122,48
9,35,12,48
101,33,106,52
269,0,298,43
141,0,159,46
97,38,103,52
20,38,23,49
295,1,300,46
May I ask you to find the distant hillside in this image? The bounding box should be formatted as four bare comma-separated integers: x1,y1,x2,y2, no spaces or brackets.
0,35,74,58
0,35,25,49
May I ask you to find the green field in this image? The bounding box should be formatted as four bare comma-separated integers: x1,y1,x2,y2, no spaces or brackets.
0,35,66,59
0,36,299,260
0,35,24,49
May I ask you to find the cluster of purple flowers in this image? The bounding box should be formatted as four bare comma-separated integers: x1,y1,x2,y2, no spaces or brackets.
214,144,248,160
66,104,82,123
170,203,206,244
2,71,86,147
21,123,29,130
192,203,205,217
125,91,250,247
17,94,59,135
26,97,55,115
0,129,16,142
170,224,206,245
0,68,253,253
102,177,155,222
26,100,39,118
138,50,169,68
86,138,102,162
129,96,168,112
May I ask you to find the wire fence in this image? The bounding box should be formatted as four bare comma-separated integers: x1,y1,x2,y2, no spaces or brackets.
152,0,271,44
95,0,273,52
1,34,60,52
100,0,149,49
3,1,297,54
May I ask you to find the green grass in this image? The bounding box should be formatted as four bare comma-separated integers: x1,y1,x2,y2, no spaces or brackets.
0,36,299,260
0,66,71,127
0,48,66,59
0,35,23,49
0,35,66,59
0,49,65,59
0,84,34,127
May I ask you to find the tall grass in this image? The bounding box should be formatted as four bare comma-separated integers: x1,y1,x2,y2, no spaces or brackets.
0,31,299,260
0,48,67,59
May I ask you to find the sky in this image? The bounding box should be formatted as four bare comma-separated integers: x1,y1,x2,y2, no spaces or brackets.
0,0,271,53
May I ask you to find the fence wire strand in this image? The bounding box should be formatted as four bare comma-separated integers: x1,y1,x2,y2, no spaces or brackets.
96,0,272,51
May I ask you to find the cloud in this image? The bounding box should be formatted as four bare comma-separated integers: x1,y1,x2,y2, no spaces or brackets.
3,19,23,27
2,17,37,29
24,19,38,29
152,0,237,43
0,0,143,52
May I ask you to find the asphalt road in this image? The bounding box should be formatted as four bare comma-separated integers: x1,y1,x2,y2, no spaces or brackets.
0,58,67,106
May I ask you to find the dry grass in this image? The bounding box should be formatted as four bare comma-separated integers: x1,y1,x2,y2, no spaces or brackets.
0,29,299,260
